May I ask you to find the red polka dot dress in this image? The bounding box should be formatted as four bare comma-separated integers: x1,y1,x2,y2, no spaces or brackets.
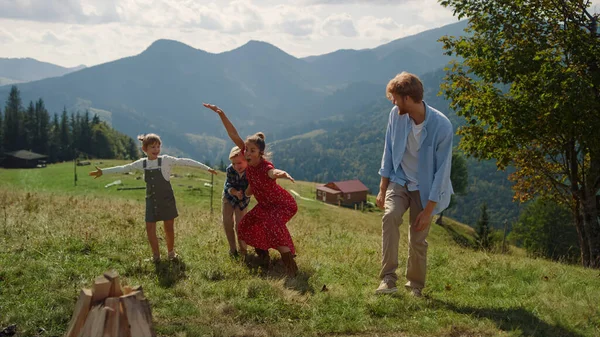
238,159,298,255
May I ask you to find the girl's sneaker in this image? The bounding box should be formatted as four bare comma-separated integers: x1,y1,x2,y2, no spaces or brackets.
167,251,180,261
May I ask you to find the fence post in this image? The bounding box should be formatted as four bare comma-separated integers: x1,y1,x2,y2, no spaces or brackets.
210,173,214,214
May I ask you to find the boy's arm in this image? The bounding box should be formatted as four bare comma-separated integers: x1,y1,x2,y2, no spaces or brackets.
203,103,245,151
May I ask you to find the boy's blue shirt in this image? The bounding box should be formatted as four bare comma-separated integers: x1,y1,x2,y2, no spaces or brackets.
379,102,454,215
223,164,250,210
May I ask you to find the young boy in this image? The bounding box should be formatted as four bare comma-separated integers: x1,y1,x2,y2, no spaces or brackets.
222,146,250,258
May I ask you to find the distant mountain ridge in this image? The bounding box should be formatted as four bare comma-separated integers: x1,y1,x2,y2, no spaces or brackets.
0,57,86,84
0,20,468,161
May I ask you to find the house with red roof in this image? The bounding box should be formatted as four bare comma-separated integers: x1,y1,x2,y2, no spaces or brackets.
315,179,369,208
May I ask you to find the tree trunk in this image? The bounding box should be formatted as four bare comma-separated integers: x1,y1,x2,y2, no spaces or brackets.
573,200,591,267
581,191,600,268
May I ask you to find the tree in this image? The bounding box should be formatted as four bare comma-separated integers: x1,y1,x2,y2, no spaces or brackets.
0,107,3,154
511,198,580,262
36,99,50,156
475,203,492,250
440,0,600,267
48,114,60,162
437,150,469,225
3,86,24,151
219,158,226,171
24,101,36,150
59,107,71,160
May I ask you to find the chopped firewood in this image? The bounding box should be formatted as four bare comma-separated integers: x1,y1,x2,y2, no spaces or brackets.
121,291,155,337
103,298,120,337
65,289,92,337
65,271,153,337
103,270,123,297
92,276,111,303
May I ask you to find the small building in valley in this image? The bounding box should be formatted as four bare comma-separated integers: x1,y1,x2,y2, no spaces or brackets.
316,179,369,208
1,150,48,168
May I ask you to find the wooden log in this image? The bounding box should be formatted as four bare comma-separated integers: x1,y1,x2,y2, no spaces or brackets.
118,302,131,337
64,288,92,337
121,291,155,337
77,304,102,337
90,305,107,337
103,298,120,337
103,270,123,297
92,276,112,303
122,285,143,296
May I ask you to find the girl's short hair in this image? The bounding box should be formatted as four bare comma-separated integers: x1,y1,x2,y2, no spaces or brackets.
229,146,242,160
246,132,271,159
137,133,161,149
386,72,424,103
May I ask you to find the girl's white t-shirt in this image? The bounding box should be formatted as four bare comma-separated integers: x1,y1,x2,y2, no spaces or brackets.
102,155,211,181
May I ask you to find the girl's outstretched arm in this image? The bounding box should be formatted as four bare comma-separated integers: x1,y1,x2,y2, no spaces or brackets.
268,168,295,183
203,103,245,151
89,166,103,178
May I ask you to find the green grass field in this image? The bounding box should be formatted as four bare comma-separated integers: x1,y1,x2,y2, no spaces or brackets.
1,161,599,337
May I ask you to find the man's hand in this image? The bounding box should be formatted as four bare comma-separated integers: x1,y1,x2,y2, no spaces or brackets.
414,210,432,232
89,166,102,179
376,190,385,210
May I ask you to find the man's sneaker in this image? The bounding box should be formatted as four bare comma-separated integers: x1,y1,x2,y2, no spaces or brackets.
375,279,398,294
409,287,423,298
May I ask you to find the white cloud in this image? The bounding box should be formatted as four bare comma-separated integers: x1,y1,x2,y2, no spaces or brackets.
41,31,67,46
321,13,357,37
0,1,461,67
0,0,120,24
0,27,15,43
273,6,317,36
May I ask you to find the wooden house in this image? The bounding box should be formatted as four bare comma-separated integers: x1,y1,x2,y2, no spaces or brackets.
1,150,47,168
316,179,369,208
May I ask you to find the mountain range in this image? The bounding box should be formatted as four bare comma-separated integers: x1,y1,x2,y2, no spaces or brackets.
0,20,522,225
0,58,85,86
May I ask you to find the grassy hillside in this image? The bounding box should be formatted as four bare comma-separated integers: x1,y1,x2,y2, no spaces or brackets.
0,162,598,337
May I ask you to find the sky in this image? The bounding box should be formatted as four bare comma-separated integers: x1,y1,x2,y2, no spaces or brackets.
0,0,462,68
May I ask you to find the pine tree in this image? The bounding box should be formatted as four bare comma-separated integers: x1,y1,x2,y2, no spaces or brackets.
4,86,24,151
36,99,50,156
70,113,80,159
48,114,60,162
475,203,492,250
79,110,92,156
125,137,139,160
24,101,36,150
59,107,71,161
0,107,3,154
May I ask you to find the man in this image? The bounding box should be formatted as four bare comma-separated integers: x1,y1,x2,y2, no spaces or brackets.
376,72,454,296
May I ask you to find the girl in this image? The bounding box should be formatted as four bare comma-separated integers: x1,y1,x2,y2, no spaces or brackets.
89,133,217,262
203,103,299,277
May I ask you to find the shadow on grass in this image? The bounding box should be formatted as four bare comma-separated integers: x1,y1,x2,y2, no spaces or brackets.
244,252,315,295
432,299,584,337
437,222,475,248
154,258,187,288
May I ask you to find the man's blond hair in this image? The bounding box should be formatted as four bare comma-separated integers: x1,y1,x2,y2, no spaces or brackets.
386,72,424,103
